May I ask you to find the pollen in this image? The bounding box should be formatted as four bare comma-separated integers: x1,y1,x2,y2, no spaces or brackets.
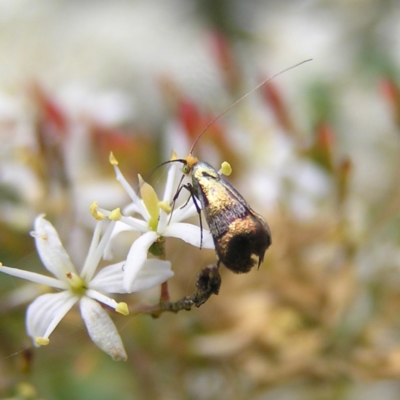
109,152,118,166
90,201,105,220
35,337,50,346
116,302,129,316
221,161,232,176
158,201,171,214
109,208,122,221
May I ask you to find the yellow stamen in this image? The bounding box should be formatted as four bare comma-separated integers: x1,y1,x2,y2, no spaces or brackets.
221,161,232,176
109,208,122,221
116,302,129,316
139,175,159,231
90,201,105,220
109,152,118,166
35,337,50,346
158,201,171,214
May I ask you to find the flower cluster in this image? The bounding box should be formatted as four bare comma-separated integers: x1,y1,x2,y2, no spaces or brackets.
101,153,214,291
0,155,214,360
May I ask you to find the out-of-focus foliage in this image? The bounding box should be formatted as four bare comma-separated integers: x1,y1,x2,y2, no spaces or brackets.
1,1,400,399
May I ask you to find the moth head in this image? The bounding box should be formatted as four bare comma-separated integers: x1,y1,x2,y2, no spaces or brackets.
181,154,198,176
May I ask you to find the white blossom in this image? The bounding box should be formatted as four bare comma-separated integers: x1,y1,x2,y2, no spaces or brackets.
99,153,214,292
0,213,173,361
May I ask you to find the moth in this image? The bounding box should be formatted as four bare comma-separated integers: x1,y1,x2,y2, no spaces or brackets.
177,155,271,273
163,59,311,273
141,59,313,314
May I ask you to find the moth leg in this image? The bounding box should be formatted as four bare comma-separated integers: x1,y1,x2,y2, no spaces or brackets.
168,175,187,224
186,186,204,249
172,183,204,250
178,187,193,209
150,264,221,316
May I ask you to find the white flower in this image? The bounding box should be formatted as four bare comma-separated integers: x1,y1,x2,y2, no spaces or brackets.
99,153,214,292
0,213,173,361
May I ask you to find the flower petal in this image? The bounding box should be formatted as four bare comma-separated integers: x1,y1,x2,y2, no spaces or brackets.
119,216,149,232
103,221,137,261
157,208,169,235
130,259,174,291
32,214,77,280
79,219,103,279
90,262,126,293
162,162,180,203
123,202,141,215
26,291,78,343
164,222,215,249
0,266,68,290
91,259,174,293
124,231,159,292
102,216,150,265
80,296,127,361
113,163,149,220
81,219,116,282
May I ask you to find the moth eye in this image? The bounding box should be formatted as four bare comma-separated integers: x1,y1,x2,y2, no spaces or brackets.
182,164,190,174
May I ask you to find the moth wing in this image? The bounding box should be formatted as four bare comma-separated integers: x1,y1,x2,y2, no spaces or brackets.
217,174,255,212
218,174,271,233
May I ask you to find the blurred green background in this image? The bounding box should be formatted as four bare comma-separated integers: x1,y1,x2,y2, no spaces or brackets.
1,0,400,399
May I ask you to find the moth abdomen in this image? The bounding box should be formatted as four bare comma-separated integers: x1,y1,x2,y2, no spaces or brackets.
214,212,271,273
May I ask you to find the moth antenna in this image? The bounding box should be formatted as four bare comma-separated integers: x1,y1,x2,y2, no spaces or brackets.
142,158,185,185
189,58,313,155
